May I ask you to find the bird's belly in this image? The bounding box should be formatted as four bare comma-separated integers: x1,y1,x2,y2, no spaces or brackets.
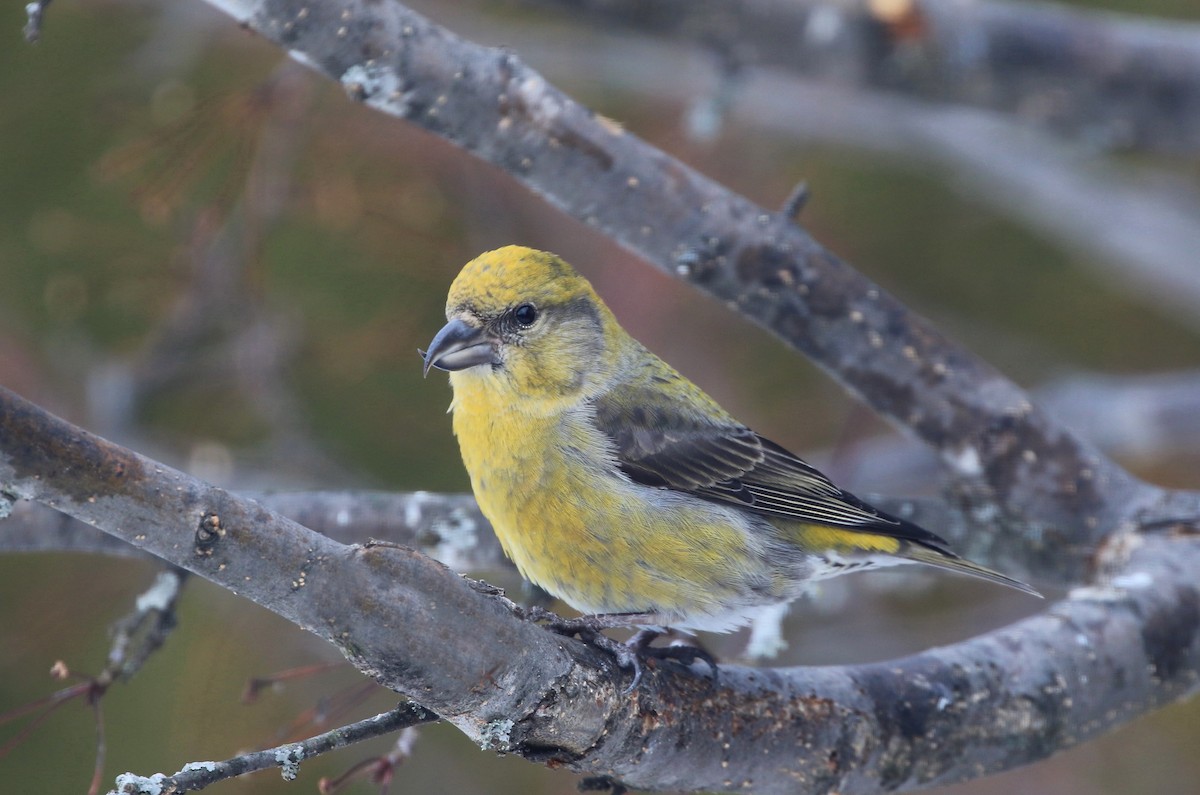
451,403,809,627
477,454,794,623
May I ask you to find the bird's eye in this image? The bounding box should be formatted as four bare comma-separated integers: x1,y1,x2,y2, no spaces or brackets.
513,303,538,328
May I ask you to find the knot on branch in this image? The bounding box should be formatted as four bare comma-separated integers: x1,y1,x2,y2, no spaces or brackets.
195,511,226,556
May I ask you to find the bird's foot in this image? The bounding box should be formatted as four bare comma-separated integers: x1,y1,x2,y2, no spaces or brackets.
526,609,718,693
629,628,720,685
526,608,646,692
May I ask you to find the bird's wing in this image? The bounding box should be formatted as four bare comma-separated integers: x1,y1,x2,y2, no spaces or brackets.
591,384,946,545
590,377,1044,597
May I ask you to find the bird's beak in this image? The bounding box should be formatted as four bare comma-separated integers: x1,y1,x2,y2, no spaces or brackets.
422,318,496,376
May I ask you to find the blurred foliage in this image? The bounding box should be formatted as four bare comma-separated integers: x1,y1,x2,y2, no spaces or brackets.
1,1,1199,794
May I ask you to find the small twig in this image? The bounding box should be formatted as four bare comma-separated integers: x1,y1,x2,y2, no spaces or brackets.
274,679,380,744
108,569,187,679
0,680,90,760
0,569,186,779
780,181,810,220
242,660,347,704
109,702,439,794
87,696,106,795
318,725,421,794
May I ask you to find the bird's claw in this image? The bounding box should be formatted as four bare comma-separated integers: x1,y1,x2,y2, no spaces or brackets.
526,611,719,693
636,639,720,684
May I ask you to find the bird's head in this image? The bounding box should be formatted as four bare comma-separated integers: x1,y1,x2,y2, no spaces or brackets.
423,246,621,403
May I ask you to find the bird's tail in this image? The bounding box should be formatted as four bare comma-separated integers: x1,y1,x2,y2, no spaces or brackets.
900,542,1042,598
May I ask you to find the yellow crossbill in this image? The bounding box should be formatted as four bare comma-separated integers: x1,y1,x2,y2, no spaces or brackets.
423,246,1038,641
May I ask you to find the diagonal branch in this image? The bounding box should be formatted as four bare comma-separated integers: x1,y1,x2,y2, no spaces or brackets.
112,701,437,794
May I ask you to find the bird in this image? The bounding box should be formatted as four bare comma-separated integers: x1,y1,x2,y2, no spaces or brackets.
422,245,1038,656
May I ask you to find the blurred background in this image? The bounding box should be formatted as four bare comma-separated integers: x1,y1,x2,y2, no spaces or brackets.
2,0,1199,792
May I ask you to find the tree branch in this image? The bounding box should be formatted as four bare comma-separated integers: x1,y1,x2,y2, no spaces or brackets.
3,385,1200,794
112,701,437,794
0,491,509,571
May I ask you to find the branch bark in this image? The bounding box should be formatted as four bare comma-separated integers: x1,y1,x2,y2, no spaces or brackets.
0,491,508,570
112,702,437,793
2,388,1199,795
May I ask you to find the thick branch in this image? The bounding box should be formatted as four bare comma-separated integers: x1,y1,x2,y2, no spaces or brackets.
527,0,1200,155
3,386,1200,794
0,386,590,722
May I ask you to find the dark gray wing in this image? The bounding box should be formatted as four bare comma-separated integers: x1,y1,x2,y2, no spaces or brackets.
591,388,946,546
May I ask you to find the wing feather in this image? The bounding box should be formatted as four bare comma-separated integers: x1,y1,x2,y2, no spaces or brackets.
591,384,946,547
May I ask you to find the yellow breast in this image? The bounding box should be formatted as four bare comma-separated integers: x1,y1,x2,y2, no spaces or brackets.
450,372,615,603
447,369,772,619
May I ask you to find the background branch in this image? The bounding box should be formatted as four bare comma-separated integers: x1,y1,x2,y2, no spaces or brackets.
430,4,1200,338
0,491,507,571
113,701,437,794
525,0,1200,154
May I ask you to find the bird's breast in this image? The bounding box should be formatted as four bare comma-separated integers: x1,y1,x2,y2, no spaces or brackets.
446,381,801,622
451,395,632,601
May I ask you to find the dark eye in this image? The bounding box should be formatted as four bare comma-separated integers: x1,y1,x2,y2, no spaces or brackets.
513,303,538,328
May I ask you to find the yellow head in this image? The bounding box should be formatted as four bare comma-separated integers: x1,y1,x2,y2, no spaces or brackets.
423,246,623,405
